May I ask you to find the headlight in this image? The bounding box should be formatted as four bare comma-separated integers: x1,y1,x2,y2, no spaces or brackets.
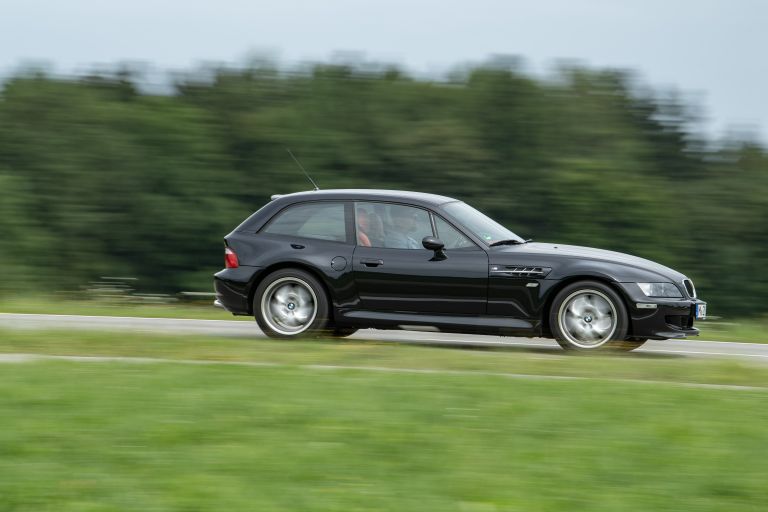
637,282,682,298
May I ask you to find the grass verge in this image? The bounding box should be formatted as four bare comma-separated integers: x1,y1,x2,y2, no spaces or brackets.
698,319,768,343
0,296,249,320
1,328,768,388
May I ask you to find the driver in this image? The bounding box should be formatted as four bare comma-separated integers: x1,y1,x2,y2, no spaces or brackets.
385,208,420,249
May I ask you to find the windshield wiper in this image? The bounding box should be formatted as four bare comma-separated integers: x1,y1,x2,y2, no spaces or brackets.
490,239,530,247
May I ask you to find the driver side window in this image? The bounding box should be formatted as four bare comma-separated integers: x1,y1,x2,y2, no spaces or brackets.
356,202,433,249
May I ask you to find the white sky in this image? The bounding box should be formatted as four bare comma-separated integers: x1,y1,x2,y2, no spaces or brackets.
1,0,766,143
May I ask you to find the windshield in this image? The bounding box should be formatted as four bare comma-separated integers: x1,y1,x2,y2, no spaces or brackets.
441,201,524,246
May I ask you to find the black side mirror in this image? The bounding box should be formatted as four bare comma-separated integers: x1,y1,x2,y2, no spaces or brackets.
422,236,447,260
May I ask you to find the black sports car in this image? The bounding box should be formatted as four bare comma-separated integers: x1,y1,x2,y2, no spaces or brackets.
214,189,706,351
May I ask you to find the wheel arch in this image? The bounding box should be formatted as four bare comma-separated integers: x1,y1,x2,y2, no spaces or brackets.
246,262,336,318
540,274,633,337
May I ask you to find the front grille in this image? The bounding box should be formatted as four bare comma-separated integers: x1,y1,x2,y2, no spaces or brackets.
683,279,696,298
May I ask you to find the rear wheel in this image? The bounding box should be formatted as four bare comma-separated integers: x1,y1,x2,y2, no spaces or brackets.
254,269,330,339
549,280,629,351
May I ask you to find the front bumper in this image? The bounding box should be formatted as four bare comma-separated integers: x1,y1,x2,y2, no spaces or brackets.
617,283,706,340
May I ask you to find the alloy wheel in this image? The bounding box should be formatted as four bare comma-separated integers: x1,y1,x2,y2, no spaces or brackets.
557,289,618,348
261,277,318,335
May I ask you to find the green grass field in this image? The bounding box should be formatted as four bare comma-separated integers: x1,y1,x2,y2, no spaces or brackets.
1,356,767,511
2,329,768,510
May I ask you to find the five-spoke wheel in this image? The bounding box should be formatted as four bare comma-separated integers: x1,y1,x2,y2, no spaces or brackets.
261,277,318,335
254,269,330,339
550,280,636,351
558,289,617,348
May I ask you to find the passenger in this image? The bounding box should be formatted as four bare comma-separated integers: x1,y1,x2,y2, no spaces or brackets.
357,209,372,247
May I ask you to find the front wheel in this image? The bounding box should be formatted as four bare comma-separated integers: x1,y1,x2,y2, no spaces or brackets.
549,280,629,351
329,326,358,338
254,269,330,339
609,337,647,352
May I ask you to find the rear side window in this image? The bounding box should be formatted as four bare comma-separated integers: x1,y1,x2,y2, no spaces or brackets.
263,202,348,242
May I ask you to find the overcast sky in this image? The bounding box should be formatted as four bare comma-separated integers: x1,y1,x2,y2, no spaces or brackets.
1,0,766,143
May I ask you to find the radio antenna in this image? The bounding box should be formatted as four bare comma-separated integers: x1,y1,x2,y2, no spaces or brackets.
286,148,319,191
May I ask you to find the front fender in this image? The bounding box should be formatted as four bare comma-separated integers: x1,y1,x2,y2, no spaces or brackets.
547,259,675,284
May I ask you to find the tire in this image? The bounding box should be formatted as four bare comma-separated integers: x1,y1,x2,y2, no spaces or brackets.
254,268,330,339
549,280,629,351
329,326,358,338
609,339,647,352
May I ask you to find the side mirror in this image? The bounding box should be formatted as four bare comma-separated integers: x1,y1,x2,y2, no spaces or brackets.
422,236,447,260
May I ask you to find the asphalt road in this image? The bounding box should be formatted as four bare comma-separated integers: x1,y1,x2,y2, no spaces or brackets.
1,312,766,361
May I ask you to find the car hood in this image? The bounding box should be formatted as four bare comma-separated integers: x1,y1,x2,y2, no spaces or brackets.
490,242,686,283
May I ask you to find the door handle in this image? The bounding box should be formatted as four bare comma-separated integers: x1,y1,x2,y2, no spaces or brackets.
291,243,305,249
361,258,384,267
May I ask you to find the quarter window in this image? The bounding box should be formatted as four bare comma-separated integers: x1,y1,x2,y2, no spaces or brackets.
356,202,433,249
263,202,348,242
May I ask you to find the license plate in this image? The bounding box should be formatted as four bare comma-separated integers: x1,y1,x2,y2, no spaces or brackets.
695,303,707,320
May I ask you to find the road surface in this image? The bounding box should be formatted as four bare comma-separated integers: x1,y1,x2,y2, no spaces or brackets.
1,313,766,361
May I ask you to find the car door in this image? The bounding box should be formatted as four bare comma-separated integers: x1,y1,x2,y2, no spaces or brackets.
352,201,488,315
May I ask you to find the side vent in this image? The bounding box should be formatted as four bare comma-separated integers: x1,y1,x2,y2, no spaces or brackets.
489,265,551,278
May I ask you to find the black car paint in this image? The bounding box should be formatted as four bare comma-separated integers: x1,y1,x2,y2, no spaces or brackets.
214,190,705,340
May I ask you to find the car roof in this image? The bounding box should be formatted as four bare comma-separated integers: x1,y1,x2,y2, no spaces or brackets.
270,189,459,207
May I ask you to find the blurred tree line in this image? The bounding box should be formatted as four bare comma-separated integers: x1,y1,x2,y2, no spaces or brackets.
0,62,765,316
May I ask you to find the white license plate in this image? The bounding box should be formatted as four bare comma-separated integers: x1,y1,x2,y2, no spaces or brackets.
695,304,707,320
